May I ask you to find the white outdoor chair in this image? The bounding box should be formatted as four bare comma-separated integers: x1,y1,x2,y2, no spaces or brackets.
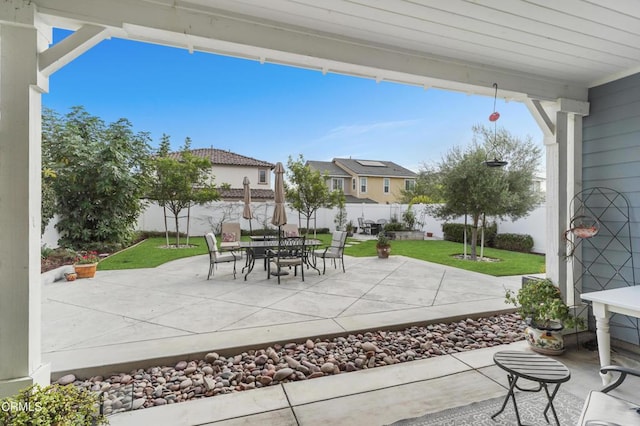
220,222,242,251
314,231,347,274
282,223,300,238
205,232,237,279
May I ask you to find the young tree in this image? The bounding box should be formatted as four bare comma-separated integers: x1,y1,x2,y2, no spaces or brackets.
285,154,343,233
400,163,445,204
148,136,219,247
44,106,152,250
432,125,542,260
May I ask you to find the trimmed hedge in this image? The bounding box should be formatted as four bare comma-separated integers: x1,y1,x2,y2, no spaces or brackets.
442,222,498,246
494,233,534,253
383,222,404,232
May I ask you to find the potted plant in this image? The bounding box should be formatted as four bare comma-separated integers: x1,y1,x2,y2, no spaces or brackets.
74,251,100,279
345,221,354,237
505,278,584,355
376,232,391,259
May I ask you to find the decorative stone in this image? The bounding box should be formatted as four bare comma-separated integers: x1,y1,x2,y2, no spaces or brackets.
56,374,76,385
273,368,294,381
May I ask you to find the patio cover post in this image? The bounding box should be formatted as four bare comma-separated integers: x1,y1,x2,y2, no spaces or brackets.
0,3,51,397
526,98,589,305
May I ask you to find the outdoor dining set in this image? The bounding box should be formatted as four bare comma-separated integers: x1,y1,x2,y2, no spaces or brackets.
204,224,348,284
204,162,348,284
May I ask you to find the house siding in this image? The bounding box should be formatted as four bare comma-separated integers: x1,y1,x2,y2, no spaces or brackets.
582,72,640,346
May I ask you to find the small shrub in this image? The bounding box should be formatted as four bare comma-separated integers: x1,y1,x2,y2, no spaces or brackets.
495,233,534,253
383,222,404,232
442,222,497,246
0,383,107,426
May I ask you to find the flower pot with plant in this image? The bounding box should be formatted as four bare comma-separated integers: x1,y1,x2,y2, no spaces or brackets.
505,278,584,355
376,233,391,259
345,221,354,237
74,251,100,279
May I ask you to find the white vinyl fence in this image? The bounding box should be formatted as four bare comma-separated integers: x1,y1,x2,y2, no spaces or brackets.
136,201,547,253
42,202,546,253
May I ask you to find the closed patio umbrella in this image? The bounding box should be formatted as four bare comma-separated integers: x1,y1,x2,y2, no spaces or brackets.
271,162,287,228
242,176,253,234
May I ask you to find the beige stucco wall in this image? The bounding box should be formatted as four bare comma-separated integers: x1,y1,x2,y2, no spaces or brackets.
207,165,272,188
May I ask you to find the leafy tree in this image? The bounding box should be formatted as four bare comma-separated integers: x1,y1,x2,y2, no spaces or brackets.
400,163,445,204
44,106,152,250
431,125,542,260
285,154,343,233
148,136,219,246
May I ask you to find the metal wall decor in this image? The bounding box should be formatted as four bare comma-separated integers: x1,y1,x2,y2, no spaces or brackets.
567,187,637,345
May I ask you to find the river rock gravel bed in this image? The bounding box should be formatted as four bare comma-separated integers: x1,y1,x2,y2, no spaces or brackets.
61,313,526,415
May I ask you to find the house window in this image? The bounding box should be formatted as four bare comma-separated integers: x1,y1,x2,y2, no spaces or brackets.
383,178,390,194
405,179,416,191
258,169,267,184
332,178,343,191
352,178,356,191
360,177,367,193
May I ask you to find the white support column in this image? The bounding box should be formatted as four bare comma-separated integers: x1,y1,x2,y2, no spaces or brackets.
0,4,51,397
525,98,589,303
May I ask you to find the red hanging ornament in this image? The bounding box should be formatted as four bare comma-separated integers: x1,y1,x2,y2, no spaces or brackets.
489,111,500,122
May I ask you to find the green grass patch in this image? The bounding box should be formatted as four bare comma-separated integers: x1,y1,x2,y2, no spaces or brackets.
98,235,544,277
98,237,208,270
344,239,545,277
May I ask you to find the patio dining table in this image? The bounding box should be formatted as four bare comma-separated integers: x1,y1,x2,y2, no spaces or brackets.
240,237,322,280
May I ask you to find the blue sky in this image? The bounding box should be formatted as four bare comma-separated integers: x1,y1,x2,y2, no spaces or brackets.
44,30,543,172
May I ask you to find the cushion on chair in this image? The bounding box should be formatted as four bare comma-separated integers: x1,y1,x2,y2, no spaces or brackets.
222,232,237,242
578,390,640,425
285,230,299,237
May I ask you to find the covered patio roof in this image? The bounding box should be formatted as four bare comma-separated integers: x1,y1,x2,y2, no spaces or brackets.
34,0,640,101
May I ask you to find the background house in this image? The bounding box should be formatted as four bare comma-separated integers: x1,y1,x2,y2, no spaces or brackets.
168,148,275,202
308,158,416,204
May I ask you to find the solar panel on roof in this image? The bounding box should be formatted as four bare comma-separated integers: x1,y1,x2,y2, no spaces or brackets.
356,160,385,167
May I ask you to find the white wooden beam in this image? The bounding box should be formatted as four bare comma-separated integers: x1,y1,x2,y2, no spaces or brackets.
39,24,109,77
525,99,556,137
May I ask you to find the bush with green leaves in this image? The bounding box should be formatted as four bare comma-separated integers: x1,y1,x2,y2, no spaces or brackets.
383,222,404,232
442,222,497,246
43,106,152,250
0,383,107,426
494,233,534,253
505,278,584,329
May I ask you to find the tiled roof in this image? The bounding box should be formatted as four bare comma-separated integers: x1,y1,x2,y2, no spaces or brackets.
333,158,416,178
167,148,275,168
344,195,377,204
306,160,351,177
217,188,275,201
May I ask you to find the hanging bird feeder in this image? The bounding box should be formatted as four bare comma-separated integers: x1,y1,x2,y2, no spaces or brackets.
483,83,508,168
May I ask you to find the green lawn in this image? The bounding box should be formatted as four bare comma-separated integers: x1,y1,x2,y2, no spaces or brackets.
98,237,208,270
344,239,545,276
99,234,544,276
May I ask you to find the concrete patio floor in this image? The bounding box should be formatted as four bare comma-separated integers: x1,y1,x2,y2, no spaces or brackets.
40,251,640,425
42,252,526,377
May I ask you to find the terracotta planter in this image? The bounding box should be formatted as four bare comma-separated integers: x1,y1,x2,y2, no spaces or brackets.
376,245,390,259
74,263,97,278
64,272,78,282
